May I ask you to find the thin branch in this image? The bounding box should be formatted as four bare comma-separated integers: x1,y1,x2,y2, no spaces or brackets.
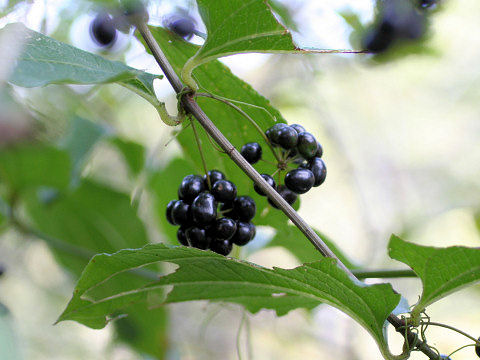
352,269,417,279
133,21,440,360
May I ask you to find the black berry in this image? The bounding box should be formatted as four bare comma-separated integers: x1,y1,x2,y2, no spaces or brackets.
277,126,298,149
268,185,298,208
177,227,189,246
166,200,177,225
210,239,233,256
212,217,237,240
240,142,262,164
90,13,117,47
419,0,436,9
186,227,211,250
165,14,196,39
309,157,327,187
191,192,217,226
290,124,306,134
266,123,288,145
171,200,191,226
254,174,276,196
178,175,205,203
204,170,225,187
475,337,480,358
211,180,237,203
233,196,256,222
285,168,315,194
315,142,323,158
231,221,256,246
297,132,318,160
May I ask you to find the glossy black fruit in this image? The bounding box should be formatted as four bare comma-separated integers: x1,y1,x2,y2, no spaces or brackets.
363,23,395,53
166,200,177,225
277,126,298,149
309,157,327,187
211,180,237,202
240,142,262,164
210,239,233,256
231,221,256,246
254,174,276,196
0,264,4,277
204,170,225,187
285,168,315,194
297,132,318,159
90,13,117,47
233,196,256,222
186,227,211,250
419,0,436,9
266,123,288,145
212,217,237,240
166,14,196,38
475,336,480,358
171,200,191,226
268,185,298,208
177,227,189,246
191,192,217,225
290,124,306,134
315,142,323,158
178,174,205,203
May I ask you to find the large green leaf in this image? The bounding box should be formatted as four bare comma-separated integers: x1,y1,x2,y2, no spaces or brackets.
58,243,401,359
388,235,480,319
2,23,162,111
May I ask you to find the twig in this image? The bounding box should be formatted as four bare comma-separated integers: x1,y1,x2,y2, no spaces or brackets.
352,269,417,279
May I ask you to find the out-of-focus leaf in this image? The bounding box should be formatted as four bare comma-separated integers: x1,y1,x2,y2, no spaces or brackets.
388,235,480,318
109,137,145,176
269,1,298,31
0,304,22,360
58,243,401,359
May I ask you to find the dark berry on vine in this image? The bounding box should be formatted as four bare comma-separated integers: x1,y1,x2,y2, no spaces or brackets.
191,192,217,226
309,157,327,187
171,200,191,226
419,0,436,9
204,170,225,187
211,180,237,202
268,185,298,208
212,217,237,240
233,196,256,222
363,23,395,53
186,227,211,250
475,336,480,358
178,174,205,203
166,200,177,225
177,227,189,246
165,14,196,39
231,221,256,246
240,142,262,164
90,13,117,47
285,147,297,158
315,142,323,158
254,174,276,196
277,126,298,149
290,124,306,134
285,168,315,194
210,239,233,256
266,123,288,145
297,132,318,159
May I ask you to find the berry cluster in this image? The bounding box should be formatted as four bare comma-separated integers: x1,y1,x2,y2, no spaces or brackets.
166,171,256,256
240,123,326,208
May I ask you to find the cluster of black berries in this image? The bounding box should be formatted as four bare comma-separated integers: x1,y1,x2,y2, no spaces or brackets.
166,171,256,256
240,123,326,208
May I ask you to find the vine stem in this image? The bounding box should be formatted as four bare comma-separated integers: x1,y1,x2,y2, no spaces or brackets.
352,269,417,279
133,20,440,360
190,117,211,189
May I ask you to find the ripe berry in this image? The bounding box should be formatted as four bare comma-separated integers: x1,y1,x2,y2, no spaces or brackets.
268,185,298,208
191,192,217,226
219,202,236,219
212,180,237,202
166,200,177,225
231,222,256,246
297,132,318,159
166,14,196,39
90,13,117,47
309,157,327,187
178,175,205,203
290,124,306,134
476,336,480,358
171,200,191,226
210,239,233,256
285,168,315,194
266,123,288,145
254,174,276,196
204,170,225,187
419,0,436,8
212,217,237,240
233,196,256,222
277,126,298,149
315,142,323,158
177,227,189,246
240,142,262,164
186,227,211,250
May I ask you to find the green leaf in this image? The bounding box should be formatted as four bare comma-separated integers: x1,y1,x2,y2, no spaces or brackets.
109,137,145,176
388,235,480,318
58,244,400,359
2,23,163,112
0,144,71,192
